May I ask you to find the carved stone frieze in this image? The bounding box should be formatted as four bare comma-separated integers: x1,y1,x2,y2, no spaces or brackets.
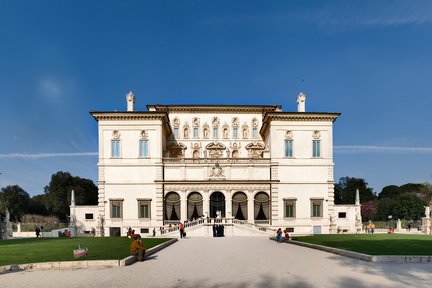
209,163,225,180
164,183,271,192
206,141,226,158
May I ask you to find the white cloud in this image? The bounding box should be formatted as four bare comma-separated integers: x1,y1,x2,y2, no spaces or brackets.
0,152,98,159
335,146,432,154
318,1,432,28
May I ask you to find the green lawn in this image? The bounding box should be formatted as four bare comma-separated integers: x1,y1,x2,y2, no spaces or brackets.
292,234,432,255
0,237,171,266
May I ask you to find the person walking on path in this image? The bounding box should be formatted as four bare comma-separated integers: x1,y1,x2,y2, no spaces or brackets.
179,222,185,238
130,234,146,261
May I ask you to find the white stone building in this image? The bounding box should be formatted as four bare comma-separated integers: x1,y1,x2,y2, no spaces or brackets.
72,92,361,237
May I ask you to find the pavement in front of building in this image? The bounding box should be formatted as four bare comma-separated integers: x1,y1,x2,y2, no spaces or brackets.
1,236,432,288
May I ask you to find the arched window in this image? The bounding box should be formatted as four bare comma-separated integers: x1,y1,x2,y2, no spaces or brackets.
187,192,203,220
232,192,247,220
254,192,270,222
164,192,180,222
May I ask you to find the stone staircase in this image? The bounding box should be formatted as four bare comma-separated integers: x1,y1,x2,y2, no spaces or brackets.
160,219,274,237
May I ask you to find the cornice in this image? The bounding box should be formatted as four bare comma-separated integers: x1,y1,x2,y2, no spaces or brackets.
260,112,341,135
146,104,281,114
90,111,172,134
90,111,169,121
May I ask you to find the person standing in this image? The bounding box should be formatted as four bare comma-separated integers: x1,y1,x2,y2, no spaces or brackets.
35,226,41,237
130,234,146,261
179,222,185,238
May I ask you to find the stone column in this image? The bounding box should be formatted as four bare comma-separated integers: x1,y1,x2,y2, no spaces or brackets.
181,190,187,222
247,190,255,223
225,190,232,219
203,190,210,219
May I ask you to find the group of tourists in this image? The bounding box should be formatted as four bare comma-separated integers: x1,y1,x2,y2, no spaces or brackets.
366,221,375,234
212,224,224,237
126,227,136,238
275,228,290,242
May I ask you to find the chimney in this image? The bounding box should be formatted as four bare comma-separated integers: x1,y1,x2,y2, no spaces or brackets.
126,91,135,112
297,92,306,112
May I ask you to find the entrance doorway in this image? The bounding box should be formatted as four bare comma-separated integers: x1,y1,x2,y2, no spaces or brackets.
210,192,225,218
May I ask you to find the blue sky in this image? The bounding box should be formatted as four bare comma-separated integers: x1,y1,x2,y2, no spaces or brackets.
1,0,432,196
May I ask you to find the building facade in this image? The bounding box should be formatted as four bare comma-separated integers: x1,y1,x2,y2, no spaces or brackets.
84,92,358,237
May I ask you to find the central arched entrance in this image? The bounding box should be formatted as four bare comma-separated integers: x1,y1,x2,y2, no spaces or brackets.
210,191,225,218
187,192,203,220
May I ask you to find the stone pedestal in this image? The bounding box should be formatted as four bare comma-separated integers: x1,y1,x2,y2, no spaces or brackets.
421,217,431,235
396,219,402,232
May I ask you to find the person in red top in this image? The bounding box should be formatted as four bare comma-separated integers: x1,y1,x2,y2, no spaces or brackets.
179,223,185,238
130,234,146,261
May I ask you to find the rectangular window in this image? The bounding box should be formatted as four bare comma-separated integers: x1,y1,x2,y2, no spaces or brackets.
233,128,238,138
139,140,149,157
284,140,293,157
284,200,296,218
111,200,123,218
213,127,219,138
252,128,258,138
312,140,321,157
174,128,179,138
338,212,347,218
311,199,323,218
85,213,93,220
111,140,120,158
141,228,149,233
193,127,199,138
138,200,151,218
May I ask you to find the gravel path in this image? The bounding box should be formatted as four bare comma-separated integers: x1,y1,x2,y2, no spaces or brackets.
2,236,432,288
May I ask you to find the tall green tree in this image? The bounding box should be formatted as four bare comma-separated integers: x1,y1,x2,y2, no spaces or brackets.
376,197,397,221
334,177,375,204
0,185,30,221
27,194,49,215
378,185,401,199
44,171,98,220
392,193,426,220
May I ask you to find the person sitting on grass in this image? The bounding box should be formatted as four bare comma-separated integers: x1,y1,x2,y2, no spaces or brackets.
283,228,291,240
130,234,146,262
276,228,285,242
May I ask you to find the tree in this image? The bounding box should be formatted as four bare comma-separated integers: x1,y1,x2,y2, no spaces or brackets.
361,200,378,221
44,171,98,220
0,185,30,221
334,177,376,204
378,185,401,199
27,194,48,215
392,194,426,221
375,197,397,221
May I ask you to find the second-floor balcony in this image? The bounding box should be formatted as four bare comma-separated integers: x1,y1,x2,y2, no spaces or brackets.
162,157,271,165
